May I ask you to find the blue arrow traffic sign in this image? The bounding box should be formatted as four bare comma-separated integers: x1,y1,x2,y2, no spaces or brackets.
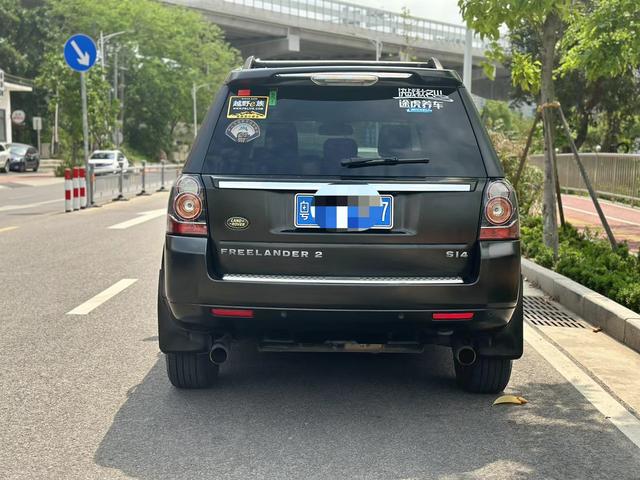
64,34,97,72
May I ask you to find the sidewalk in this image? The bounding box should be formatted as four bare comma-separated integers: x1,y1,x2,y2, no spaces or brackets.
561,194,640,251
0,171,62,188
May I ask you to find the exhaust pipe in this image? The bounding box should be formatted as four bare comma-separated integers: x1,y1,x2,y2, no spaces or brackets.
209,336,231,365
455,345,477,366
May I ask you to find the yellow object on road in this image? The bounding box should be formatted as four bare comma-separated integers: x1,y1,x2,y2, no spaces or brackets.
493,395,528,406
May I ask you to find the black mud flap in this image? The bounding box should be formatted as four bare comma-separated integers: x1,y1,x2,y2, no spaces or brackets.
476,276,524,359
158,270,211,354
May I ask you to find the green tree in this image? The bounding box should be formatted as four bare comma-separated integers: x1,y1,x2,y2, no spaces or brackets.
458,0,640,255
37,54,116,163
508,16,640,152
458,0,571,256
36,0,240,160
561,0,640,80
0,0,54,145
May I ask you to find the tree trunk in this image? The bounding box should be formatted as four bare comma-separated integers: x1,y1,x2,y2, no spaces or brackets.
540,11,560,257
574,108,590,150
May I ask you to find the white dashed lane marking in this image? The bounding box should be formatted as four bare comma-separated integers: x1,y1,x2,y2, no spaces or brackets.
67,279,138,315
0,198,62,212
107,209,166,229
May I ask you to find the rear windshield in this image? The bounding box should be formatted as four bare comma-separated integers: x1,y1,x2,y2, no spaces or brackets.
203,85,485,178
91,152,115,160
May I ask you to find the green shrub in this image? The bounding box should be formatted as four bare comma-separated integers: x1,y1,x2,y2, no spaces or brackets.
54,156,84,177
488,130,544,216
521,216,640,312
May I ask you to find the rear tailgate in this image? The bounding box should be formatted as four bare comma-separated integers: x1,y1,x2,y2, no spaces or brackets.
205,178,485,279
201,81,487,281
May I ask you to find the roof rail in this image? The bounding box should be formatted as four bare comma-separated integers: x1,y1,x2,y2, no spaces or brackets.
428,57,443,70
243,58,445,70
243,55,255,70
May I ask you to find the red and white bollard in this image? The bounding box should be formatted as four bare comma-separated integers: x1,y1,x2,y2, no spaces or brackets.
72,166,80,211
64,168,73,212
79,167,87,209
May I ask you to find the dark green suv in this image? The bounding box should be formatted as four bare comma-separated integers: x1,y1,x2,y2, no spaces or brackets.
159,58,522,393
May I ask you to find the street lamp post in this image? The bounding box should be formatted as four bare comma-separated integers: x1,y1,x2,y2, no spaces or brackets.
99,31,126,78
99,31,127,147
192,82,211,139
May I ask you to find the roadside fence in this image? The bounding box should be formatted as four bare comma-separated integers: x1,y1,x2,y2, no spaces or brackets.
529,153,640,202
64,161,182,212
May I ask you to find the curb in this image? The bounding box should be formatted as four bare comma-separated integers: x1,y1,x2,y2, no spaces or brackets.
522,258,640,354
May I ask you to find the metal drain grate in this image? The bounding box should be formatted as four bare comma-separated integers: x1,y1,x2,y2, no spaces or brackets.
524,296,587,328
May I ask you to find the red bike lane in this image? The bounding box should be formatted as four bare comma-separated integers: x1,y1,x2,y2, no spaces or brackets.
561,194,640,251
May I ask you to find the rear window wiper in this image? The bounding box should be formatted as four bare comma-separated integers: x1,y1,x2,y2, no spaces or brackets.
341,156,430,168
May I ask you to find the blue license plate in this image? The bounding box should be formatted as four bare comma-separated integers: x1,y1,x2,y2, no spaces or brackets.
295,194,393,230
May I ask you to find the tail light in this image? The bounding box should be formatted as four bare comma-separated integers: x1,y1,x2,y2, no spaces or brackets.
167,174,207,236
479,180,519,240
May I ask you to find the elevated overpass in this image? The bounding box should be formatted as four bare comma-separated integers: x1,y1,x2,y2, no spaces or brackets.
163,0,510,99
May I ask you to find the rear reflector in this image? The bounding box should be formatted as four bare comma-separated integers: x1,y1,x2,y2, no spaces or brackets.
211,308,254,318
433,312,474,320
479,221,520,240
237,89,251,96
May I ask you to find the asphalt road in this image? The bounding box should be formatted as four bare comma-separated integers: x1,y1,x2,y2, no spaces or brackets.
1,181,640,479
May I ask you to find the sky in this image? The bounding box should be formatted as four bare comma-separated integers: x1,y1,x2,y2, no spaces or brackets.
349,0,465,26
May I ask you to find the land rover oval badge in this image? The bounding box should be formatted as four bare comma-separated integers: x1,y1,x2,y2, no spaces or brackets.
226,216,249,230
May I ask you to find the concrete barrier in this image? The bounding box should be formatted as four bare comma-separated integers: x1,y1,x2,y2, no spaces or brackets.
522,257,640,353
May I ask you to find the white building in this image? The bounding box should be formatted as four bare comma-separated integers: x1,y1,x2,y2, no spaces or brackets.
0,68,34,144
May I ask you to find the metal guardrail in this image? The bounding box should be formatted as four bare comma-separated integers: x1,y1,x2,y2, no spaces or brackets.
529,153,640,202
92,161,181,204
222,0,498,50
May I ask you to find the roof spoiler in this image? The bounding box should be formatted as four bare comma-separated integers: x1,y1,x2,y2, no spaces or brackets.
242,56,444,71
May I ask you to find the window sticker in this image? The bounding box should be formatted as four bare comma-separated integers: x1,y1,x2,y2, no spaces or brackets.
269,89,278,106
225,119,261,143
227,95,269,119
395,88,453,113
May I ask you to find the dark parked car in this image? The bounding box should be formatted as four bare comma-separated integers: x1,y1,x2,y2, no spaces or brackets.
0,143,9,173
159,58,522,393
8,143,39,172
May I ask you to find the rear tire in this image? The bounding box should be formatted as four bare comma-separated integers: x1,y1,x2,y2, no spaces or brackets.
454,355,512,394
1,161,9,173
165,352,219,389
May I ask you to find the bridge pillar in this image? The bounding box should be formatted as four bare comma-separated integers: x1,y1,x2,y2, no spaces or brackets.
239,32,300,59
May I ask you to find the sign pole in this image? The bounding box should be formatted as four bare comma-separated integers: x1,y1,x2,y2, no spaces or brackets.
64,33,98,206
81,72,92,205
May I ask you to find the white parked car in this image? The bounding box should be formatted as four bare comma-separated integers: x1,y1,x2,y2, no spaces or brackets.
0,143,10,173
88,150,129,174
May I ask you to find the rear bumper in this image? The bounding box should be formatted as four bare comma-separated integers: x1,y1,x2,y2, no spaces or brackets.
163,235,520,312
160,235,522,357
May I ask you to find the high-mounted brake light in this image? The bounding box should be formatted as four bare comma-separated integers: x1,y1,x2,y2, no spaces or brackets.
237,89,251,96
310,73,379,86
